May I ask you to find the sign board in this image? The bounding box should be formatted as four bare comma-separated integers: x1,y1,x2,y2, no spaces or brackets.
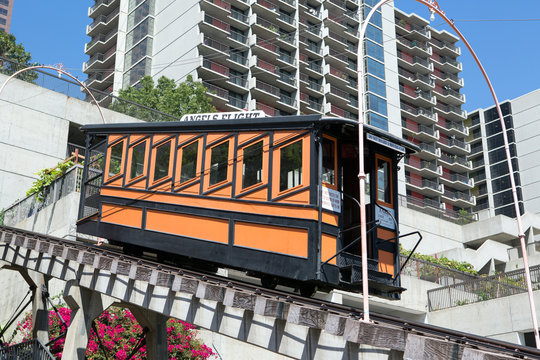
367,133,406,154
322,187,341,212
180,111,266,122
375,205,396,230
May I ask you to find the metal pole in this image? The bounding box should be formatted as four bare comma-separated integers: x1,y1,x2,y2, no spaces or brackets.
0,65,106,124
358,1,538,342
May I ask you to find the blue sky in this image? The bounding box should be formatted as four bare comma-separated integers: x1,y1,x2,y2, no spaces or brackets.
9,0,540,112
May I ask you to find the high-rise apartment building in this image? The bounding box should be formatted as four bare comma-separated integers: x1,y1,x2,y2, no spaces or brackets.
466,89,540,219
83,0,471,217
0,0,13,33
395,9,474,217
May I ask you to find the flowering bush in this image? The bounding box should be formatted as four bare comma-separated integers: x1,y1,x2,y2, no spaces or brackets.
13,306,215,359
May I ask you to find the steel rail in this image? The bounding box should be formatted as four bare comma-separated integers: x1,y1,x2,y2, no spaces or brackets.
1,224,539,358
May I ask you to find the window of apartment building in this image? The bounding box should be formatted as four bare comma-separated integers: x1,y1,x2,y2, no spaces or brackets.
280,89,294,106
366,57,385,79
231,6,248,23
126,18,154,49
279,69,295,85
124,57,151,86
367,93,387,116
230,27,247,44
128,0,154,30
490,158,519,178
230,50,247,66
0,8,7,16
488,146,516,164
229,91,246,109
484,102,511,122
367,75,386,97
0,18,5,25
0,0,8,6
487,131,515,149
229,69,247,87
491,173,521,193
125,37,153,70
307,39,320,53
365,40,384,62
493,189,521,208
366,24,383,44
485,116,514,137
368,112,388,131
495,202,524,218
363,5,382,27
279,9,294,25
279,48,293,64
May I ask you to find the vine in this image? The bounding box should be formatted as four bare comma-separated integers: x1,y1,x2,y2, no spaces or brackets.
26,161,75,202
400,245,478,275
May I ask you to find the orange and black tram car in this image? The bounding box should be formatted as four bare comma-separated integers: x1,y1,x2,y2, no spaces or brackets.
77,114,418,298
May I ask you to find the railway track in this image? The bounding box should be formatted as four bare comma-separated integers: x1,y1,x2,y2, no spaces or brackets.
1,224,540,359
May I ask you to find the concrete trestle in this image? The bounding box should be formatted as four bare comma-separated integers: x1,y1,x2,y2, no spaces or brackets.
0,228,524,359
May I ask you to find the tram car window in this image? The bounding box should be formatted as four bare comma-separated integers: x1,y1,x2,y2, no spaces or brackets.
77,115,418,299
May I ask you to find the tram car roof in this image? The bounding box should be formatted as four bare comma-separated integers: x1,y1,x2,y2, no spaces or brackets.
81,114,419,154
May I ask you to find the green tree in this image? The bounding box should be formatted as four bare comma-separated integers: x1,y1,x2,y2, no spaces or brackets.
0,31,38,82
110,75,216,121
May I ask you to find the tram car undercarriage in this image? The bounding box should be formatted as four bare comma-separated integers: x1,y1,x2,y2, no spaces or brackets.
77,115,418,299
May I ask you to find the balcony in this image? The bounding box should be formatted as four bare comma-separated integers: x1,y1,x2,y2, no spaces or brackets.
276,0,296,12
400,84,436,107
85,29,118,54
257,102,277,116
433,85,465,106
470,157,485,170
252,35,279,57
299,4,322,23
299,36,323,57
397,50,432,74
327,84,351,107
439,136,470,155
229,8,249,27
395,17,430,41
401,119,439,143
85,68,114,90
441,189,475,207
204,81,230,107
83,44,116,72
201,0,231,17
253,0,279,14
299,92,323,113
326,48,348,66
277,11,296,31
329,104,351,119
439,153,472,171
300,57,323,78
430,37,460,57
201,13,230,37
326,66,350,86
404,156,442,178
300,74,324,95
432,68,464,88
325,12,347,31
252,56,279,79
406,175,444,196
88,0,119,18
431,53,462,72
200,36,229,56
440,171,474,191
400,102,437,125
253,16,281,37
397,37,431,57
435,102,467,121
87,7,119,36
437,119,468,137
200,58,230,81
398,67,434,89
417,142,441,160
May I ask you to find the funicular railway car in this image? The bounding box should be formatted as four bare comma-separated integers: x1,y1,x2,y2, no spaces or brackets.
77,114,418,298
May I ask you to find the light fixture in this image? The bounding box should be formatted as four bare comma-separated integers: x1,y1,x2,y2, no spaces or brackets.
430,9,436,21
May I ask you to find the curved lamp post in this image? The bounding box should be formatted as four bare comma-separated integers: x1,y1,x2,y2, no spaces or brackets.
0,64,106,123
358,1,539,347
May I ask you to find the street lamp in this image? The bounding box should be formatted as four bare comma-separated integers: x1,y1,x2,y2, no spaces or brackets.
357,1,539,348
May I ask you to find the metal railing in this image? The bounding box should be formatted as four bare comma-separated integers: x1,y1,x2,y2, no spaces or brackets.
400,255,478,286
3,165,85,227
0,339,55,360
427,265,540,311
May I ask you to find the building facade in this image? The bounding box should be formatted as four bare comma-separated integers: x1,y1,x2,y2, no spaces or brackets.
83,0,472,216
0,0,13,33
467,89,540,219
